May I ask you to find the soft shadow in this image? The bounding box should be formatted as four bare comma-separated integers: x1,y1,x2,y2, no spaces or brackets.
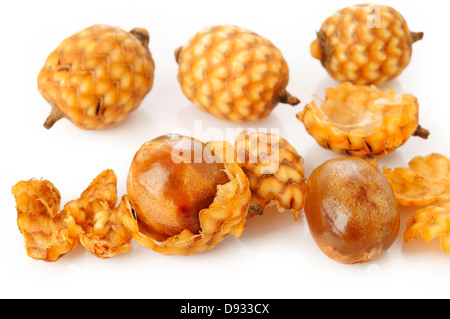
239,205,303,241
176,103,287,142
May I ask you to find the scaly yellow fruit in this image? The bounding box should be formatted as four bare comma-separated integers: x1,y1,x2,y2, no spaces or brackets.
176,25,299,123
38,25,155,130
310,4,423,85
297,82,429,158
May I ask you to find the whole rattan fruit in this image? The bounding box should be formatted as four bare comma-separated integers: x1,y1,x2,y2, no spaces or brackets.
122,134,251,255
297,82,429,158
38,24,155,130
175,25,300,123
304,157,400,264
310,4,423,85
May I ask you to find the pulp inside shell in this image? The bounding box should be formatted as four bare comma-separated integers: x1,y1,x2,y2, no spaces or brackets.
318,87,405,133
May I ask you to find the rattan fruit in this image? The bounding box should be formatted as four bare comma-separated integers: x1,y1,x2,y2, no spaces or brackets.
38,24,155,130
404,203,450,254
297,82,429,158
310,4,423,85
304,157,399,264
235,131,306,220
175,25,300,123
12,179,78,262
122,134,251,255
383,153,450,206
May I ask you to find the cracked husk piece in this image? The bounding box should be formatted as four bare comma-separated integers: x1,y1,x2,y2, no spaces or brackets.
297,82,428,158
64,169,132,258
12,179,78,262
404,203,450,254
234,131,306,220
383,153,450,206
310,4,423,85
38,24,155,130
176,24,299,123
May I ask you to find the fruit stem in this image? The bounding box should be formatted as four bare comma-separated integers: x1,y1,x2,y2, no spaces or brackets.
411,31,424,43
174,46,183,64
248,202,264,216
130,28,150,47
413,125,430,139
279,89,301,106
43,104,64,129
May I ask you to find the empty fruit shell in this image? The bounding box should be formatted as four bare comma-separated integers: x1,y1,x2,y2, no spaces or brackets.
404,203,450,254
383,153,450,206
38,24,155,130
65,169,132,258
234,131,306,220
12,179,78,262
297,82,429,158
121,136,251,255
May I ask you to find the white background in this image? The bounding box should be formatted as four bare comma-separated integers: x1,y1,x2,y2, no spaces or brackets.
1,0,449,299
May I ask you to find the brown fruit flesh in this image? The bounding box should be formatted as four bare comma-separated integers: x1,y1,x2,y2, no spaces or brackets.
127,134,230,242
304,158,399,264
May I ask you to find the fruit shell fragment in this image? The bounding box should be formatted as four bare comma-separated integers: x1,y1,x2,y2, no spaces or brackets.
121,142,251,256
404,203,450,254
234,131,306,220
12,179,78,262
383,153,450,206
64,169,133,258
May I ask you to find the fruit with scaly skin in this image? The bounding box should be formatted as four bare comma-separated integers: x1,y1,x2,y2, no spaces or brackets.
38,24,155,130
175,25,300,123
310,4,423,85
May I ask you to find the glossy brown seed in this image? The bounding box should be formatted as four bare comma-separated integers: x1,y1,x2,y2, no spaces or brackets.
304,157,400,264
126,134,230,242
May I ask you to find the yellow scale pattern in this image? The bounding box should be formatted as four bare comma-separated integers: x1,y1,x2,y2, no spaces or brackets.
176,25,297,123
311,4,422,85
38,24,155,130
235,131,306,220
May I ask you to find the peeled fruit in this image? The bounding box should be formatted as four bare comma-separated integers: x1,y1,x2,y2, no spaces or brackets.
126,134,230,241
175,25,300,123
123,134,251,255
304,157,400,264
311,4,423,85
38,24,155,130
297,82,429,158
